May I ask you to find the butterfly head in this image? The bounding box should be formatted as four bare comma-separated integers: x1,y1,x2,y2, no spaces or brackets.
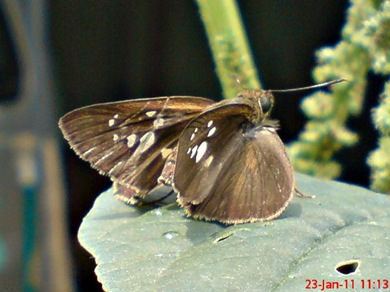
237,89,275,123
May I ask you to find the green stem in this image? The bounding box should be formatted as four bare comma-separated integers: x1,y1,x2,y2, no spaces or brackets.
196,0,261,98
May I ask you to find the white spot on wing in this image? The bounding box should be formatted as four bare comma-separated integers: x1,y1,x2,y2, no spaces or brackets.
190,145,198,159
194,128,198,133
113,134,119,141
153,118,165,128
114,114,119,119
108,119,115,127
204,155,213,167
190,133,195,141
196,141,208,163
146,111,157,117
127,134,137,148
187,147,192,155
139,131,156,153
207,126,217,137
207,120,213,127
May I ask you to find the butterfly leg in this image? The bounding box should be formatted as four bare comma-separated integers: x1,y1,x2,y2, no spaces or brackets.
295,188,315,199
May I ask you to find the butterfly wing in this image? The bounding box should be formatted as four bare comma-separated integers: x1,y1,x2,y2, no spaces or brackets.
173,99,294,224
59,96,214,201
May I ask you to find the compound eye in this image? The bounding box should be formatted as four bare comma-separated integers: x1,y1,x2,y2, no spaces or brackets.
260,95,272,114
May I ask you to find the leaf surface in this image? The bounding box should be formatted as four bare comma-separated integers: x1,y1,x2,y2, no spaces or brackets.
79,173,390,291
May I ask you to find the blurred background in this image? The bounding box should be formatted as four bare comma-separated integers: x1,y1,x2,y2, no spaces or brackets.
0,0,383,291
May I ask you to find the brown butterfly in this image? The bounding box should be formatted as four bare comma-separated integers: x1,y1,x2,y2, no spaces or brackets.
59,79,343,224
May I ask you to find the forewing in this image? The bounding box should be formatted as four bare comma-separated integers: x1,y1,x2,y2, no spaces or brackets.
59,96,214,199
173,100,294,224
173,99,256,204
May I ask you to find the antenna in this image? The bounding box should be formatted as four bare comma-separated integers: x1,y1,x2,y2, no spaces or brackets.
270,78,347,93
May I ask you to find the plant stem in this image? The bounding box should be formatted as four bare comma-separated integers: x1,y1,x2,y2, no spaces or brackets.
196,0,261,99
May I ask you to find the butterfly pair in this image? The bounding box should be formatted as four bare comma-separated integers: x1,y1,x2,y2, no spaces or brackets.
59,87,305,224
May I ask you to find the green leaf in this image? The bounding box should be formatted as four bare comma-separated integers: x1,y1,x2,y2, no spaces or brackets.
79,173,390,291
0,239,5,272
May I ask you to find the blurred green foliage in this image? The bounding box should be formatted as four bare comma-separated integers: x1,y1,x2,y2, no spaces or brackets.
284,0,390,192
